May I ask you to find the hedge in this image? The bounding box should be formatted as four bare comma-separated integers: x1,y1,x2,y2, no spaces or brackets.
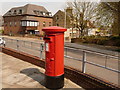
71,36,120,47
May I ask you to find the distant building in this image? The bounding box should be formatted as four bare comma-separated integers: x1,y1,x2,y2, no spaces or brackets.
0,16,4,30
53,7,72,28
0,16,4,34
53,10,65,28
3,4,53,35
53,7,79,41
87,21,110,36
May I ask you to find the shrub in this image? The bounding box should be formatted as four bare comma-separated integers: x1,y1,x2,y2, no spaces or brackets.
71,36,120,47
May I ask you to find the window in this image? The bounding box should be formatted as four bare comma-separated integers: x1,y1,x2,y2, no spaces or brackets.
43,21,46,27
46,12,49,16
34,10,37,14
36,11,39,15
30,21,34,26
43,12,46,16
30,21,32,26
49,12,52,16
8,10,11,15
57,24,59,26
56,15,59,20
21,21,26,26
14,21,17,26
14,10,17,14
19,9,22,14
34,22,38,26
49,22,52,26
10,22,12,26
40,11,43,15
21,21,38,26
27,21,30,26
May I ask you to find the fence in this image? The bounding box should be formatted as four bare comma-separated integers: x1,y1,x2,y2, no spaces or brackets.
64,47,119,73
3,37,45,60
2,37,120,85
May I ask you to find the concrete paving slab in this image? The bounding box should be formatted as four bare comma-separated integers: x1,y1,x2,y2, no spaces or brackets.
1,52,83,89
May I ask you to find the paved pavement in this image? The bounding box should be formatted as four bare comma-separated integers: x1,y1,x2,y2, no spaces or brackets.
0,52,82,89
1,36,120,86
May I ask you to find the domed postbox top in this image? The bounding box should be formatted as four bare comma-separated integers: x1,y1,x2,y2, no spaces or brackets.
42,26,67,33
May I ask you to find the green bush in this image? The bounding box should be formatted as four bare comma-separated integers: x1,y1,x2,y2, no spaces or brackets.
71,36,120,47
0,30,4,34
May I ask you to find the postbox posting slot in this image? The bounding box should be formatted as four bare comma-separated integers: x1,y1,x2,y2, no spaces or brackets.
44,37,50,40
44,37,53,42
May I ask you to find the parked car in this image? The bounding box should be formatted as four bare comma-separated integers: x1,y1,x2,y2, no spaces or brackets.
0,37,5,47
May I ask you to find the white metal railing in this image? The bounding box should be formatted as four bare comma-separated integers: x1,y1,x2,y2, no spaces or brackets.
2,37,120,74
64,47,119,73
3,37,45,60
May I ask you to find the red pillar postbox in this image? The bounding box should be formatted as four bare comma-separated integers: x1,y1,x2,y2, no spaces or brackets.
42,26,67,89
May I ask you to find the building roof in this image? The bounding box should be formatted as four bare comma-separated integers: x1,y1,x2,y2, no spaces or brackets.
3,4,52,17
53,10,65,17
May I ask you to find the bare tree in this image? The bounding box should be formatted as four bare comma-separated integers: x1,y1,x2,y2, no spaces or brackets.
67,0,98,37
96,2,120,36
67,0,119,37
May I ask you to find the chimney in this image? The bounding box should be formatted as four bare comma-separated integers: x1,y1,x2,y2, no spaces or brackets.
65,7,73,15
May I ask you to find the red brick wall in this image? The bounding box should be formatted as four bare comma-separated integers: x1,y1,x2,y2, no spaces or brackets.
3,16,53,35
4,16,24,35
34,17,53,35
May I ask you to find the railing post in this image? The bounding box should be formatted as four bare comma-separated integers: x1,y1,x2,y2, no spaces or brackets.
2,37,4,40
17,40,19,51
82,51,86,73
105,55,108,68
40,43,44,60
66,48,67,56
2,37,5,47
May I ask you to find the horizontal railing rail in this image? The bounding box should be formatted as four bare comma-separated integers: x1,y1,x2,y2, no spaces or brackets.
64,47,119,59
3,37,45,60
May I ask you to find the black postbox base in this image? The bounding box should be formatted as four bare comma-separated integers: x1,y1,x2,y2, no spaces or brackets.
45,74,64,89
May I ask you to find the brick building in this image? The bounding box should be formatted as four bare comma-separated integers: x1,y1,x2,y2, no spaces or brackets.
0,16,4,29
3,4,53,35
53,8,79,40
53,7,72,28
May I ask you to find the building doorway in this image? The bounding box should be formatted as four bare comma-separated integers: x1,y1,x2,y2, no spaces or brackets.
27,30,35,35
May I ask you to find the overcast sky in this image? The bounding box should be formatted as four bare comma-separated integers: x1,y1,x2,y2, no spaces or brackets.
0,0,101,16
0,0,119,16
0,1,66,16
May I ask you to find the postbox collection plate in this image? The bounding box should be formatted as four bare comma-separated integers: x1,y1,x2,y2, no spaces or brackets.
45,43,49,52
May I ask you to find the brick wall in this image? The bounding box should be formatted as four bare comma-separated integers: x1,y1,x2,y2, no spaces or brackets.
3,16,53,35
